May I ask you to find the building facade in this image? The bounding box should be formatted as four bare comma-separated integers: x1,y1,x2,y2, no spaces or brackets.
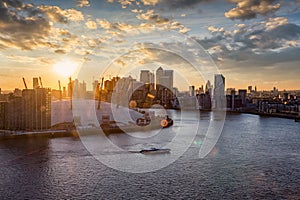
214,74,225,110
0,88,51,131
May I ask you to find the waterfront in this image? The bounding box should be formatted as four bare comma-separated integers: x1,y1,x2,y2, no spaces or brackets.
0,112,299,199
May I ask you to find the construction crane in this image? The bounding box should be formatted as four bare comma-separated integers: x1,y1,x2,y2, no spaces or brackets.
97,77,104,110
69,77,73,110
58,80,62,100
58,80,61,91
39,77,43,88
22,77,28,89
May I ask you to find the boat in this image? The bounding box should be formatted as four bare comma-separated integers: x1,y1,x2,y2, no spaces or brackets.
139,147,171,154
160,115,173,128
295,117,300,122
100,115,173,134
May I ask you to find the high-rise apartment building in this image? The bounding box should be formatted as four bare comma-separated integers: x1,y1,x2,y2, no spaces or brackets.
0,87,51,131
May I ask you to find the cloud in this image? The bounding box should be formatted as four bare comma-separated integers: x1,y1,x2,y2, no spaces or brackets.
95,14,189,36
141,0,160,6
261,17,288,30
179,26,190,33
6,54,56,66
0,0,85,51
53,28,72,37
96,18,137,35
107,0,136,8
197,17,300,69
107,0,217,9
38,5,85,22
77,0,90,7
105,1,190,34
0,0,51,50
160,0,216,9
7,55,41,63
135,10,190,33
54,49,67,54
137,10,170,24
115,59,126,66
208,26,225,33
86,20,98,29
225,0,281,20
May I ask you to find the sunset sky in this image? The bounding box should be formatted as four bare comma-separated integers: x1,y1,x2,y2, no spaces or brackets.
0,0,300,91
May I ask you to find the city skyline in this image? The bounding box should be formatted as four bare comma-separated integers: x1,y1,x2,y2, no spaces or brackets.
1,73,300,94
1,71,299,132
0,0,300,91
1,1,300,197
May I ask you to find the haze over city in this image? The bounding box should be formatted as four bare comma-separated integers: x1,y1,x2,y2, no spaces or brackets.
0,0,300,91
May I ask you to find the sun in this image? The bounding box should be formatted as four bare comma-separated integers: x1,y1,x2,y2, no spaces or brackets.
53,59,78,77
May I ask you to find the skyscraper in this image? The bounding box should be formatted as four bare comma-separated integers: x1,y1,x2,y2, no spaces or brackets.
189,86,195,96
156,67,164,89
140,70,154,90
205,80,213,96
156,67,173,90
238,89,247,106
23,88,51,130
140,70,154,84
214,74,225,110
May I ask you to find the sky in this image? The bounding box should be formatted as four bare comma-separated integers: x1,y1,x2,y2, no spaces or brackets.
0,0,300,91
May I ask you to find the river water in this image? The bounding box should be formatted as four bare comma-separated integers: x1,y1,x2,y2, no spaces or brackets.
0,111,299,199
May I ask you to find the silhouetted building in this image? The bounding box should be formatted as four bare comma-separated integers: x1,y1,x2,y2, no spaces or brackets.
0,101,8,129
130,83,156,108
205,80,213,96
248,86,253,93
226,94,242,110
189,86,195,96
197,85,204,95
173,87,179,97
227,88,236,110
214,74,225,110
62,87,66,98
23,88,51,130
140,70,154,83
1,88,51,131
23,89,36,130
68,79,86,98
140,70,154,91
238,89,247,107
92,80,99,99
35,88,51,129
198,92,212,110
13,88,22,97
283,92,289,101
156,67,173,91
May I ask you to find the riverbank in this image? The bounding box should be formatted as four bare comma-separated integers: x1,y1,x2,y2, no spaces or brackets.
1,110,299,140
0,130,79,140
226,110,300,121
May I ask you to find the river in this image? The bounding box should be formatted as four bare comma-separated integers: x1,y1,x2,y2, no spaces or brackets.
0,111,299,199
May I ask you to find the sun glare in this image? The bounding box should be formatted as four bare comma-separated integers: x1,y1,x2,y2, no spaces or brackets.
53,59,78,77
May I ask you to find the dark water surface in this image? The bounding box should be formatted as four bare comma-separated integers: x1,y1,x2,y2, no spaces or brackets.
0,113,299,199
